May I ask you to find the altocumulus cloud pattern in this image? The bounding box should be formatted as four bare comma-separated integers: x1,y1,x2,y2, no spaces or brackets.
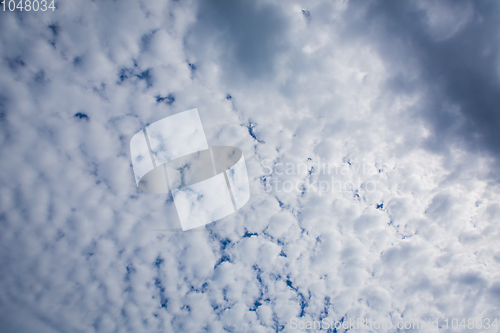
131,108,250,230
1,0,500,332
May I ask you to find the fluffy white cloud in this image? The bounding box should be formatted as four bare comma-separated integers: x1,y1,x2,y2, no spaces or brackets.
1,0,500,332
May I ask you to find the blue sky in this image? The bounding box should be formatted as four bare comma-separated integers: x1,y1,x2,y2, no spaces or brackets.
1,0,500,332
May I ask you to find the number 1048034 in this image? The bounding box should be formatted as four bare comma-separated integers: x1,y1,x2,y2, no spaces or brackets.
2,0,55,11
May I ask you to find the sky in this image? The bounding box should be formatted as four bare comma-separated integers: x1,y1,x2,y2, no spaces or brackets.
1,0,500,332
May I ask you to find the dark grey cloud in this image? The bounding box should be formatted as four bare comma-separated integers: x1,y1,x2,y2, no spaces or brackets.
187,0,289,83
344,0,500,169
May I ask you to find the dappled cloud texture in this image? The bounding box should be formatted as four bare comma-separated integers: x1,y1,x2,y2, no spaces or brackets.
1,0,500,332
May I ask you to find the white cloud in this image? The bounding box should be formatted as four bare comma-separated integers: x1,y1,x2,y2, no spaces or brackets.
1,0,500,332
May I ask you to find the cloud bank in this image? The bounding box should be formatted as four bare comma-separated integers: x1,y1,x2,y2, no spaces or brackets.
1,0,500,332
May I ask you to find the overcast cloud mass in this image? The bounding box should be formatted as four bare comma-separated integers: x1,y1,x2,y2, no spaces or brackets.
1,0,500,332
